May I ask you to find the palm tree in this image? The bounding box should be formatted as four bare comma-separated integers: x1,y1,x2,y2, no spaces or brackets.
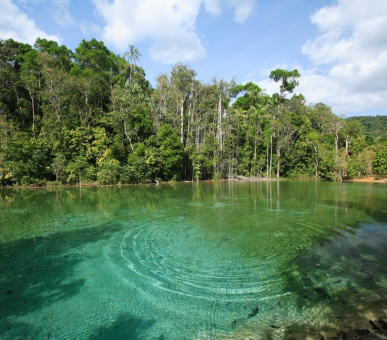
123,44,141,84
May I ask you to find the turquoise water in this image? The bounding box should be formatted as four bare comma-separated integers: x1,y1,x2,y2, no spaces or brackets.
0,181,387,339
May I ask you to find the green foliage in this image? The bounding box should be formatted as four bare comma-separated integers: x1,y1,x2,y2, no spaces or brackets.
34,38,73,71
96,149,121,184
51,153,67,182
373,146,387,175
231,82,263,110
123,150,150,183
0,133,51,185
347,115,387,141
145,124,184,181
0,38,385,186
65,155,94,184
269,69,300,98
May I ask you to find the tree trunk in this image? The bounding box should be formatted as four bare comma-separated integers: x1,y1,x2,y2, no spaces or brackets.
269,134,273,178
266,145,269,178
276,147,281,178
30,92,36,138
180,100,184,145
187,100,196,149
217,93,223,152
335,130,341,181
123,122,134,153
254,138,257,166
12,84,24,124
335,131,339,167
313,144,319,181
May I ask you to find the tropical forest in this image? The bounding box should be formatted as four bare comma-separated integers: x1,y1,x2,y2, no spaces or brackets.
1,38,386,187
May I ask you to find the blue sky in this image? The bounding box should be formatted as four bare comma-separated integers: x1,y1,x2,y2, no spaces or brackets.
1,0,387,117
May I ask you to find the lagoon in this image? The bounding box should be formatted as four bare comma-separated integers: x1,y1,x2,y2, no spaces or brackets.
1,181,387,339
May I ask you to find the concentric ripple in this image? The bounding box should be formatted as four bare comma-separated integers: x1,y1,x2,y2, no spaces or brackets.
119,215,314,302
117,214,336,337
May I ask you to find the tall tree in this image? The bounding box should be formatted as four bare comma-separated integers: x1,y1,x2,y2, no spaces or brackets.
269,69,301,106
34,38,73,71
170,63,197,146
124,44,141,85
268,69,300,177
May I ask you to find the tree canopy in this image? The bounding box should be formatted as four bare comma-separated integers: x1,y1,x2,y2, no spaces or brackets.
0,38,385,186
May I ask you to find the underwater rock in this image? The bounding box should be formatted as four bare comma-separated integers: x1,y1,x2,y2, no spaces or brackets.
232,318,242,325
370,320,380,330
370,319,387,331
339,329,375,340
247,307,259,318
313,287,331,300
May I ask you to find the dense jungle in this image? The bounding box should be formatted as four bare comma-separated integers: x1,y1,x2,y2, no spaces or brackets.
1,38,386,186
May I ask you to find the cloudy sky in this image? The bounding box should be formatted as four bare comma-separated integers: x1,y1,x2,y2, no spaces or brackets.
1,0,387,117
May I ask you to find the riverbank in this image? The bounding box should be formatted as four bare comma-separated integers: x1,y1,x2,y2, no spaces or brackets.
345,176,387,184
2,176,387,189
0,177,280,189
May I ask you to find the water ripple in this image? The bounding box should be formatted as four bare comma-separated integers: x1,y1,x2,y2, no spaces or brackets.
119,220,301,304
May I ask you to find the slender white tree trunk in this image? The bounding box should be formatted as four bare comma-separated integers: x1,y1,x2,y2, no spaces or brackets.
180,100,184,145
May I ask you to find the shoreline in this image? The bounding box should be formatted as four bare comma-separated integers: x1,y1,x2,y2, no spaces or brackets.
344,176,387,184
0,177,279,190
1,176,386,189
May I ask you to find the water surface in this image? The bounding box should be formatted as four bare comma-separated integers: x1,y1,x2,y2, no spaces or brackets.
1,181,387,339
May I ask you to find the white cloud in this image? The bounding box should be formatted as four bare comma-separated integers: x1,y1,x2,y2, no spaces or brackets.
92,0,203,63
16,0,44,4
80,20,101,38
92,0,255,64
298,69,387,115
300,0,387,115
51,0,75,27
252,61,387,116
52,0,70,6
0,0,60,44
203,0,221,17
52,8,75,27
229,0,255,23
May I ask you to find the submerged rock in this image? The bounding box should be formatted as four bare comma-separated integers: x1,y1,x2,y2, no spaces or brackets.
247,307,259,318
313,287,332,300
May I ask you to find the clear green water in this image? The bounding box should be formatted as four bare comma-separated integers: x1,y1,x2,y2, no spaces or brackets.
0,181,387,339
